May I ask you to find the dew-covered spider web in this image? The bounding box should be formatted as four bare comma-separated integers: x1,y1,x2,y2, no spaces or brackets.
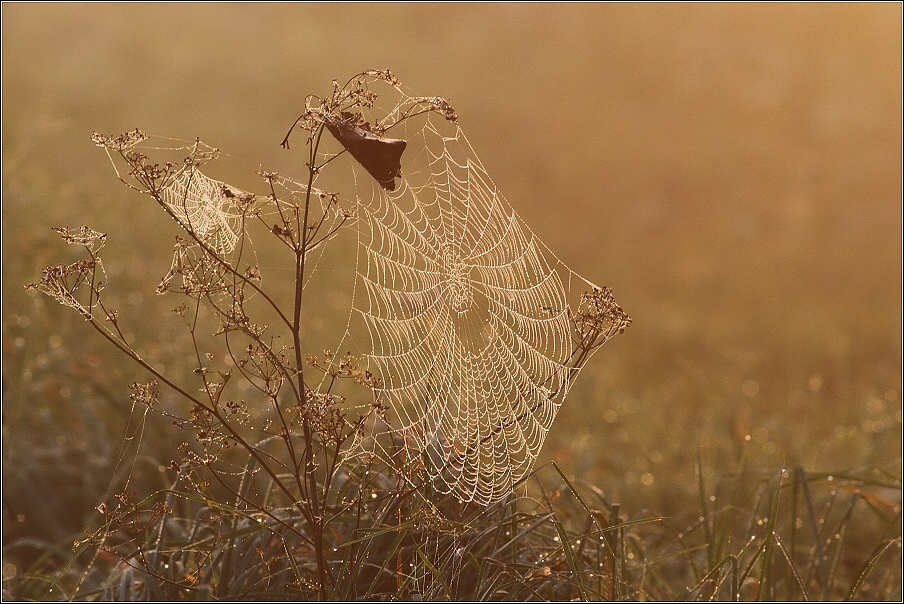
94,133,245,256
320,75,631,505
92,130,351,301
159,167,243,256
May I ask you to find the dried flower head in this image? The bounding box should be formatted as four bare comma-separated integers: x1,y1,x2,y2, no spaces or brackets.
301,390,347,437
129,380,160,408
411,501,460,536
52,225,107,252
572,287,632,352
92,128,148,152
26,257,106,319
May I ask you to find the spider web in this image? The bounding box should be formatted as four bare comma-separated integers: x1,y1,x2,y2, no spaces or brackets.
93,131,350,302
159,167,243,256
330,80,629,505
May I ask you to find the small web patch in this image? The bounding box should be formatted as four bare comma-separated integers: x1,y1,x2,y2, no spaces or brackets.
92,132,351,301
159,168,244,255
92,134,247,256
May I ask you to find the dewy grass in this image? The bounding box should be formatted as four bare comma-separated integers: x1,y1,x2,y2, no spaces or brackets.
12,71,901,601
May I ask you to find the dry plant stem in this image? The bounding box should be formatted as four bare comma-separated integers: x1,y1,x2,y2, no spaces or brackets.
294,123,330,596
212,211,304,399
41,239,318,558
84,299,303,518
131,139,332,591
120,129,335,593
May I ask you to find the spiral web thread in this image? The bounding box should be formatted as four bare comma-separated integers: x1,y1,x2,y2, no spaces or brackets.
336,86,623,506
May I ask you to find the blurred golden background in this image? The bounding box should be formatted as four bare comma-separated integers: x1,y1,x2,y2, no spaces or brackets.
3,4,901,546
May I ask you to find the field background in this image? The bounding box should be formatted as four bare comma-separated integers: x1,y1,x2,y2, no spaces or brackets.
3,3,901,587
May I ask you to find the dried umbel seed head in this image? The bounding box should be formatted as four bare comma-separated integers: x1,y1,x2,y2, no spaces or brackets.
92,129,148,152
301,390,347,436
129,380,160,408
52,225,107,251
411,501,460,536
572,287,632,351
26,257,107,319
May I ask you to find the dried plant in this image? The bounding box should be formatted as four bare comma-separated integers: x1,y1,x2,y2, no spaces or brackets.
25,71,634,599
